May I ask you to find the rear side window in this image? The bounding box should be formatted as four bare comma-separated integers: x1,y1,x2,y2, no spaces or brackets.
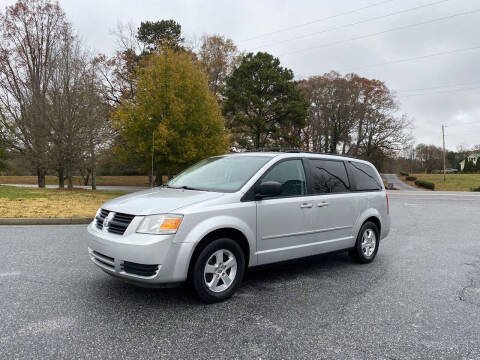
309,159,349,194
348,162,382,191
261,159,307,197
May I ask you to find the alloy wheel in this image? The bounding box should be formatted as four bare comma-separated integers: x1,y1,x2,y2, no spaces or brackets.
203,249,237,293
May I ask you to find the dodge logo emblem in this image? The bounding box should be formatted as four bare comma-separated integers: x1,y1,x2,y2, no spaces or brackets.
103,212,115,230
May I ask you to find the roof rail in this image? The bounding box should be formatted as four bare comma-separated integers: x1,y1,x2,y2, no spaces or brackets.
244,147,302,153
235,147,362,160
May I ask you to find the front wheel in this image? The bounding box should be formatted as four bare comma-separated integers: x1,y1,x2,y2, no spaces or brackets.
191,238,245,303
349,221,380,263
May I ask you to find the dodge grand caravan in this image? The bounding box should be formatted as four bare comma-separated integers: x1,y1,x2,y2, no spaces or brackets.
87,151,390,302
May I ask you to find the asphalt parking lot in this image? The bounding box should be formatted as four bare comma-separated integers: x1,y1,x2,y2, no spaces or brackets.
1,192,479,359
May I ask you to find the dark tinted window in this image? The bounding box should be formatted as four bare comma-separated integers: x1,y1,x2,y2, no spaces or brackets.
309,159,350,194
261,160,307,197
349,162,382,191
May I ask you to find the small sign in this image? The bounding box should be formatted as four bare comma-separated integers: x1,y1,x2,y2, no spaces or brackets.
388,183,394,189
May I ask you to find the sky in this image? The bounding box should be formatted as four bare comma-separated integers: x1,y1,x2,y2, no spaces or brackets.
1,0,479,151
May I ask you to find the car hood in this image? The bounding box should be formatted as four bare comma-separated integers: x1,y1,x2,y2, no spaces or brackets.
101,187,225,215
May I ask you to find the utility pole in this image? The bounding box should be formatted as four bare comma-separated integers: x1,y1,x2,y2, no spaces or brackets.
442,124,447,182
151,132,155,187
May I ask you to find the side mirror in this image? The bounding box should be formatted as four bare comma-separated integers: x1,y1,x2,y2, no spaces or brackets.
256,181,282,199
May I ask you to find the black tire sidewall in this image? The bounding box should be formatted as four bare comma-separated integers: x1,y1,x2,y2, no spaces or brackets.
354,221,380,263
192,238,245,303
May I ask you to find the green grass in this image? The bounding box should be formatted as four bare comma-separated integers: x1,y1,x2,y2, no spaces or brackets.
412,173,480,191
0,175,151,187
0,185,126,218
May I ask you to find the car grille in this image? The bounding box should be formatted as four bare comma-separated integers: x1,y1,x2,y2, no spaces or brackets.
91,251,115,270
95,209,135,235
90,250,159,278
121,261,159,277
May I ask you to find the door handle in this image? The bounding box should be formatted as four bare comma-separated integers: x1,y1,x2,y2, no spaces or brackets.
300,203,313,208
317,202,329,208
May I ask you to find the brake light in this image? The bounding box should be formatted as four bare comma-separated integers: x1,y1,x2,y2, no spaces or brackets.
386,193,390,215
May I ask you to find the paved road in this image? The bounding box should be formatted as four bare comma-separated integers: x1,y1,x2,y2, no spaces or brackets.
1,193,479,359
1,183,148,193
383,173,420,191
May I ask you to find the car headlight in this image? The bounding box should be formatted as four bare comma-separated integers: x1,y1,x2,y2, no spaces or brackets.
136,214,183,235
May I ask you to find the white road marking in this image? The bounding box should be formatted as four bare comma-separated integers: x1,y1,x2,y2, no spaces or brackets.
18,317,75,336
0,272,21,277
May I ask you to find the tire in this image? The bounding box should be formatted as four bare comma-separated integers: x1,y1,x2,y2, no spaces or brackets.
191,238,245,303
349,221,380,264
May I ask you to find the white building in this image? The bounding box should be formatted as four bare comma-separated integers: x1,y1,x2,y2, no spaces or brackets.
459,154,480,171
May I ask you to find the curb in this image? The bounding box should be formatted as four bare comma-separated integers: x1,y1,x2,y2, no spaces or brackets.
0,218,92,225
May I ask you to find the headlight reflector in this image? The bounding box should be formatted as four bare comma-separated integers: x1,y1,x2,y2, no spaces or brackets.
136,214,183,235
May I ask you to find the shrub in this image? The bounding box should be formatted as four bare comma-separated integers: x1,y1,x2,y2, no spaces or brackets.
406,176,417,181
415,179,435,190
400,171,409,176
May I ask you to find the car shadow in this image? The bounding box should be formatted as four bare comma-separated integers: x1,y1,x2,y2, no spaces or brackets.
86,250,358,308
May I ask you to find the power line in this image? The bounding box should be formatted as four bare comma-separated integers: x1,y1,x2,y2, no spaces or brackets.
396,79,480,93
341,45,480,72
398,85,480,98
279,9,480,56
249,0,449,51
238,0,395,43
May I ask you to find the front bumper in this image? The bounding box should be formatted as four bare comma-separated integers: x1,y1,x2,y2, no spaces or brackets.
86,222,195,286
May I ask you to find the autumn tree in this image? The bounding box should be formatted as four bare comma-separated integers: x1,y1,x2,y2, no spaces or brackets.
297,71,411,169
0,0,70,187
96,20,186,109
223,52,308,150
112,48,229,181
198,35,242,97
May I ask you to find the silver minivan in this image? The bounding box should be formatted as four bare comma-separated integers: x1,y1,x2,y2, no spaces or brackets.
87,151,390,302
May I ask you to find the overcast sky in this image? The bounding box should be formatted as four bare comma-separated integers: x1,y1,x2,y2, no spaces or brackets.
2,0,479,150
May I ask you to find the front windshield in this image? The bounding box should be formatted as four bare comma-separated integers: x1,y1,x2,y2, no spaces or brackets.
167,155,272,192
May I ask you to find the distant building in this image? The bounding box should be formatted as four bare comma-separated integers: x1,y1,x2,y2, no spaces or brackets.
459,154,480,171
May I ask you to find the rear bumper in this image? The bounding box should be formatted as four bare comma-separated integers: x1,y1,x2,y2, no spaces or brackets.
87,222,194,285
381,214,391,240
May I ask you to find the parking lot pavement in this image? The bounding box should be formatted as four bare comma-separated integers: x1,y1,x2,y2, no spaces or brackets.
383,173,420,191
1,195,480,359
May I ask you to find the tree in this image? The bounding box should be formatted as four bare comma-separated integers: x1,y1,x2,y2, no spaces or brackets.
137,20,184,52
112,48,229,180
475,157,480,173
297,72,411,169
223,52,308,150
416,144,443,172
48,32,112,189
0,129,8,172
198,35,242,97
0,0,69,187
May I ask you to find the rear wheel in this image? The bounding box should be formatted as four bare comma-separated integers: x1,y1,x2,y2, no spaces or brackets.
191,238,245,303
349,221,379,263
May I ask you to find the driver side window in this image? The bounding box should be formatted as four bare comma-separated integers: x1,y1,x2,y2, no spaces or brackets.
261,160,307,197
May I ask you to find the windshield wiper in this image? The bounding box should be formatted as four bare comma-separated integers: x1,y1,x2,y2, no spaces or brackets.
165,185,207,191
180,185,207,191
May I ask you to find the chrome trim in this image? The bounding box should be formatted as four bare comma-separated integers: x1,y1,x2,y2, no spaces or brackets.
261,225,352,240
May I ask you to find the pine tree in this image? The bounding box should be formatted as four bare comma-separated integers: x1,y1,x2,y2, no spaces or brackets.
475,157,480,173
464,158,473,173
223,52,308,149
